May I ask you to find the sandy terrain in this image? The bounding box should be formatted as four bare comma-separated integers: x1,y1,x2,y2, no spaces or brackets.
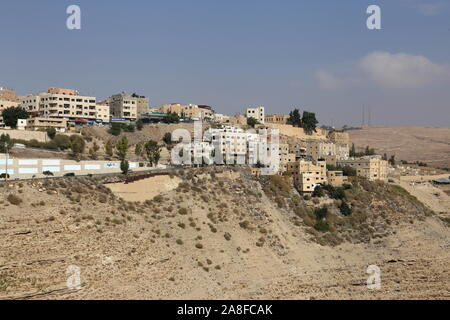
105,175,182,202
399,180,450,216
348,126,450,168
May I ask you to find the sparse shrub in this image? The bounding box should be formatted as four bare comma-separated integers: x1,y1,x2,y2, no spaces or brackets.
7,194,22,205
339,201,352,216
314,220,330,232
239,220,250,229
195,243,203,249
224,232,232,241
314,207,328,220
178,207,188,215
312,186,324,198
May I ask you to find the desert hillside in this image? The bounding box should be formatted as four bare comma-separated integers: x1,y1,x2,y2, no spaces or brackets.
348,126,450,169
0,168,449,299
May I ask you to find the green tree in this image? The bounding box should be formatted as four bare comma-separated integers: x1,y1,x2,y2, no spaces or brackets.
0,134,13,153
389,155,396,166
136,119,144,131
302,111,318,135
163,132,172,145
89,142,100,160
163,113,180,124
124,124,135,132
43,170,54,177
108,123,122,136
364,146,376,156
339,201,352,216
135,143,142,159
350,143,356,157
287,109,302,127
312,185,324,198
342,166,357,177
51,134,71,150
46,127,57,140
246,117,259,128
116,136,129,161
105,140,114,157
120,160,130,175
314,206,328,220
69,135,85,159
144,140,161,167
2,107,28,128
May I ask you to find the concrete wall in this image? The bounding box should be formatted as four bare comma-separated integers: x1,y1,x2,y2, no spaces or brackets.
0,157,160,179
0,129,49,142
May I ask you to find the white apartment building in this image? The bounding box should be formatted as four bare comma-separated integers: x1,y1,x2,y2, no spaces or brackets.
246,106,265,124
206,126,249,158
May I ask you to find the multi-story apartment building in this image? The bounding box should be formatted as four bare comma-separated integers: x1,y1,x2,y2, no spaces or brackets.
131,93,149,116
155,103,214,121
246,106,265,124
327,170,348,187
19,88,108,124
109,93,138,121
337,156,388,181
26,117,67,132
287,159,327,193
95,101,110,123
265,114,289,124
0,87,18,102
206,126,249,160
306,141,336,160
20,94,41,116
306,140,349,162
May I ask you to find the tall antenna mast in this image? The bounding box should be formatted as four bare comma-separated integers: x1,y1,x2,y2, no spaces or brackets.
362,105,365,127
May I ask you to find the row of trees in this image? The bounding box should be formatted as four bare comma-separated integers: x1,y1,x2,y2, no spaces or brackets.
349,143,376,157
110,136,162,174
287,109,319,135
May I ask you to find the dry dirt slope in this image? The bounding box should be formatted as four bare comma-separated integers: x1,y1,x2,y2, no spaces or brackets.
0,169,449,300
348,126,450,168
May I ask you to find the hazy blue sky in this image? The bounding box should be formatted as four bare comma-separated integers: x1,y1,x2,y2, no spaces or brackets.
1,0,449,126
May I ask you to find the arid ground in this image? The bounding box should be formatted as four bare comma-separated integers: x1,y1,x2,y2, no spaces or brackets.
348,126,450,169
0,168,449,300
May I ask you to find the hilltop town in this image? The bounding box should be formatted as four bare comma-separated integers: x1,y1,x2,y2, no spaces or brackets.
0,86,393,191
1,86,449,300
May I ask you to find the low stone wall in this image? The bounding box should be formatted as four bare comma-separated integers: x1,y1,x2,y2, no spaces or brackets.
0,129,49,143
